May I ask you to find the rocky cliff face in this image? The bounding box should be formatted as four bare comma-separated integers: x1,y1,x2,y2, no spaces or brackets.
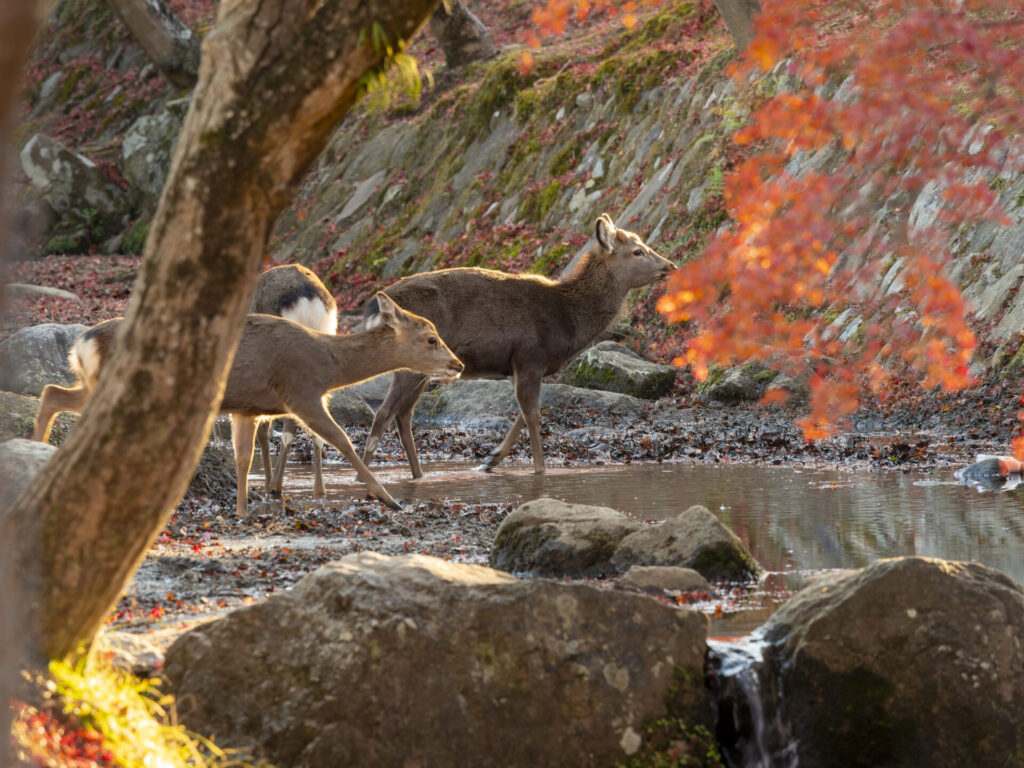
15,0,1024,372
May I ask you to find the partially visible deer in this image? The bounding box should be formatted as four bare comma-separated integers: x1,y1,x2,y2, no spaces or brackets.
361,213,675,478
250,264,338,500
33,295,464,515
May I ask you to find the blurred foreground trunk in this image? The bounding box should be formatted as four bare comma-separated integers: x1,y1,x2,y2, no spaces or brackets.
0,4,49,763
4,0,439,662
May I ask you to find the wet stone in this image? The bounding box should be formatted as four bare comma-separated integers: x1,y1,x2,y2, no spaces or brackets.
613,504,762,582
489,497,641,576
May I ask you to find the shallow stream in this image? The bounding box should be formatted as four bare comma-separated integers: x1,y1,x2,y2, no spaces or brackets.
278,459,1024,634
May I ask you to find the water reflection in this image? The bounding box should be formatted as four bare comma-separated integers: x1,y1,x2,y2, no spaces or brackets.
279,460,1024,584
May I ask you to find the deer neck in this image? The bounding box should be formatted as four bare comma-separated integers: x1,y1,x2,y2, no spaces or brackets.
326,327,404,389
558,251,629,348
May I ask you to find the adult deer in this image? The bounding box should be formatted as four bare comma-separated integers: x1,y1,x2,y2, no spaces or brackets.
362,214,674,477
33,295,463,514
251,264,337,499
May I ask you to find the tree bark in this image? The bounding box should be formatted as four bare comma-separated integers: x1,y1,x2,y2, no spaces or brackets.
104,0,201,89
712,0,761,52
0,2,48,762
429,0,496,69
4,0,439,662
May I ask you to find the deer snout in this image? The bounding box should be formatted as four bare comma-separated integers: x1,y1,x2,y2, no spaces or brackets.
654,252,676,278
448,359,465,377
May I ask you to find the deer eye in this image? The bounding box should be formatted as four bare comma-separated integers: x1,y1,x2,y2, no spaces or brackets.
428,337,438,347
633,249,643,256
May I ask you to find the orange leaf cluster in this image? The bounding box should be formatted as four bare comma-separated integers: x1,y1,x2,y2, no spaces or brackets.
660,0,1024,440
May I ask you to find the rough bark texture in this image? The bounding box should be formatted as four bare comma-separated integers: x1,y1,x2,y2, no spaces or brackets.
0,4,49,760
712,0,761,51
429,0,496,68
4,0,439,661
104,0,201,89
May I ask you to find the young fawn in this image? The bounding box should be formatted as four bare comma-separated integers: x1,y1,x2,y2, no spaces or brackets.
250,264,338,499
361,214,674,478
33,294,463,515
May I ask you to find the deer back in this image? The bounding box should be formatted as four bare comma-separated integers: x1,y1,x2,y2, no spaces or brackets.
251,264,337,334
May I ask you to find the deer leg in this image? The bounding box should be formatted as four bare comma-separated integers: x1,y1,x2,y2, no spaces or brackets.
33,383,89,443
395,377,430,479
311,434,326,498
289,400,401,510
481,413,526,472
255,421,273,492
230,414,258,518
363,371,428,479
270,417,298,495
513,370,546,474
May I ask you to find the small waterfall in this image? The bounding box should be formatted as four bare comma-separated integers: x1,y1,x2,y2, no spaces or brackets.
708,633,797,768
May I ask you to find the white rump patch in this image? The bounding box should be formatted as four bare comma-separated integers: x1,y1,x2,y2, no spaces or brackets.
282,297,336,335
72,335,102,387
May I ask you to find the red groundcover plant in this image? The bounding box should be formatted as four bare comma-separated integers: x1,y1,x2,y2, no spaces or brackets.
656,0,1024,439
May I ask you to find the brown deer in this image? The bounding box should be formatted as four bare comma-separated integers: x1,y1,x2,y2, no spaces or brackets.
361,213,674,478
250,264,338,500
33,295,464,515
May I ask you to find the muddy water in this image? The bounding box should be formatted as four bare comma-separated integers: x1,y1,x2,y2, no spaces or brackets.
277,459,1024,632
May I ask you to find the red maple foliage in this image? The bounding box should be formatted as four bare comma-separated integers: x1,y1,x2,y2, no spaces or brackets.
655,0,1024,439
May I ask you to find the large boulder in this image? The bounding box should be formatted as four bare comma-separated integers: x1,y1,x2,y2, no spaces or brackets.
165,552,709,768
120,100,188,211
0,323,87,396
19,134,130,250
416,378,644,429
0,438,55,512
558,341,677,400
613,505,762,582
701,363,777,404
754,557,1024,767
489,497,642,576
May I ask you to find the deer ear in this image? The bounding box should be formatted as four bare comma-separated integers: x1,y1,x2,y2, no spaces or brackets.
375,292,402,328
595,214,616,252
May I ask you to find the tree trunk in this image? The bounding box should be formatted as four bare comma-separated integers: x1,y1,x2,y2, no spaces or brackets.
4,0,439,662
104,0,201,89
429,0,496,69
712,0,761,52
0,2,48,762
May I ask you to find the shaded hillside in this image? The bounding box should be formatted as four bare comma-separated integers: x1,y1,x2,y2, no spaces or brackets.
271,1,734,361
9,0,1024,379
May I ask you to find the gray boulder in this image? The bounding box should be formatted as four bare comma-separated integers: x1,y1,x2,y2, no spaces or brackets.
0,323,87,396
701,363,777,404
489,497,642,576
165,552,709,768
619,565,711,595
558,341,677,399
19,133,129,223
327,388,374,427
417,378,644,428
120,101,188,211
613,505,762,582
755,557,1024,767
0,438,55,512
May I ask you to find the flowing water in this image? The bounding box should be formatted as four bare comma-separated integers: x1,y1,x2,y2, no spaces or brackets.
280,459,1024,585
